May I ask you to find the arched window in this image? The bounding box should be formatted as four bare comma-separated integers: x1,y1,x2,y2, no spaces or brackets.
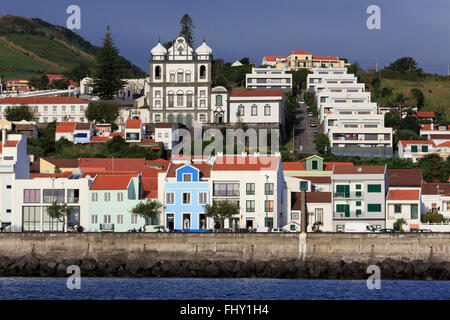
251,104,257,116
186,114,193,127
215,95,222,106
185,71,191,82
186,90,193,108
154,66,161,80
169,71,175,82
177,69,184,82
264,104,271,116
168,114,174,123
238,104,244,116
177,90,184,106
200,65,206,79
177,114,184,124
168,91,174,107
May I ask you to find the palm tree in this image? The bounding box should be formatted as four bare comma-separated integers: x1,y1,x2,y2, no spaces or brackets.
394,218,407,232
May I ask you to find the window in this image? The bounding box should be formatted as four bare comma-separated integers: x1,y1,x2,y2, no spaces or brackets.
216,95,222,106
80,106,84,112
182,173,192,182
117,193,124,202
411,204,418,219
43,189,64,203
199,192,208,205
165,192,175,204
92,192,98,202
246,183,255,195
411,145,418,153
336,204,350,217
356,184,361,190
422,145,428,152
177,71,183,82
185,72,191,82
24,189,40,203
177,93,184,106
315,208,323,223
91,214,98,224
117,215,123,224
71,106,75,112
154,66,161,79
265,183,274,195
265,200,274,212
251,104,258,116
200,90,206,97
367,204,382,212
187,93,193,107
356,201,361,206
200,100,206,108
356,209,362,216
182,192,191,204
103,215,111,224
238,105,244,116
62,106,66,112
104,192,111,202
394,204,402,213
168,93,174,107
246,200,255,212
23,206,41,231
312,160,318,170
199,114,206,122
67,189,79,203
213,183,240,196
158,133,162,138
300,181,308,191
170,72,175,82
131,214,138,224
367,184,381,192
44,106,48,112
53,106,57,112
264,105,271,116
200,65,206,79
291,212,299,220
155,90,161,98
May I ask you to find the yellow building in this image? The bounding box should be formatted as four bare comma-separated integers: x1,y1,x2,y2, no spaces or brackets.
0,120,12,131
284,49,347,71
39,157,78,174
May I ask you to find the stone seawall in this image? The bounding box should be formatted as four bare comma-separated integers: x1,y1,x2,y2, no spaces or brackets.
0,233,449,279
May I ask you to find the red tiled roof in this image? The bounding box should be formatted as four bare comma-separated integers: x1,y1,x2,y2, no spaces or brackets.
145,158,171,169
55,122,76,133
438,141,450,147
79,158,146,172
388,169,422,187
312,56,339,60
291,49,311,55
90,136,112,142
90,174,136,190
166,163,212,178
387,189,420,201
75,123,91,130
30,172,72,178
282,161,306,171
0,97,88,104
126,119,142,129
41,157,78,168
333,165,385,175
430,134,450,140
155,123,174,129
142,177,158,199
109,132,124,137
323,162,353,171
231,90,283,97
411,111,435,118
291,192,331,210
421,182,450,195
421,124,450,131
400,140,436,147
263,56,286,62
3,140,19,147
213,155,280,171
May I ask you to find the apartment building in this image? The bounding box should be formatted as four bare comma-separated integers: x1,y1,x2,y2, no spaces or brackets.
307,68,359,93
420,124,450,139
331,165,388,231
397,140,438,162
261,56,287,67
246,67,292,91
0,97,89,123
284,50,347,71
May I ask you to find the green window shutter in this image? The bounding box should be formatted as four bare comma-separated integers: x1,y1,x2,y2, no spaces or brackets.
410,204,418,219
422,145,428,152
356,201,361,206
368,184,381,192
368,204,382,212
356,191,362,197
356,209,362,215
356,184,361,190
345,205,350,217
394,204,401,213
411,145,418,152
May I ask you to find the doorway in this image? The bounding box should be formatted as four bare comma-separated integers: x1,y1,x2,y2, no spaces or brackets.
182,213,191,230
199,214,206,229
246,218,254,230
166,214,174,230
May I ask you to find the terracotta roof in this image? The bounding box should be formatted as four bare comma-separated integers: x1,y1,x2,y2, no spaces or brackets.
90,174,136,190
411,111,435,118
142,177,158,199
41,157,78,168
14,124,35,131
438,141,450,147
75,123,91,130
0,97,88,104
291,49,311,55
3,140,19,147
155,123,174,129
166,163,212,178
333,165,385,175
430,134,450,140
421,182,450,195
146,158,171,169
295,176,331,184
323,162,354,171
141,139,155,143
126,119,142,129
109,132,124,137
79,158,146,172
387,189,420,201
30,172,72,178
400,140,436,147
312,56,339,60
388,169,422,187
213,155,280,171
90,136,111,142
421,124,450,131
231,90,283,97
282,161,305,171
263,56,286,62
291,192,332,210
55,122,76,133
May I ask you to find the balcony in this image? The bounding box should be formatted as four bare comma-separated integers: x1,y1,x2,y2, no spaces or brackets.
333,192,363,199
100,223,114,231
213,190,240,197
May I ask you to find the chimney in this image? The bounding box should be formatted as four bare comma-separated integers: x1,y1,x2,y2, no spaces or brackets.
300,190,307,233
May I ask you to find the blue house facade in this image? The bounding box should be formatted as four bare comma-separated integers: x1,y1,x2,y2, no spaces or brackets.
163,164,211,231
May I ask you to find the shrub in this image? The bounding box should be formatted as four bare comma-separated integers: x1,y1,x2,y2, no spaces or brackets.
422,211,444,223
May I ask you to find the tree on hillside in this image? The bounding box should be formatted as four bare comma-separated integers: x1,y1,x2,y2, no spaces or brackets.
386,57,421,73
29,74,49,90
105,135,127,154
85,101,120,123
418,154,449,183
287,69,310,91
130,200,163,226
179,14,195,47
204,200,239,231
384,111,401,130
46,201,73,232
411,88,425,108
239,57,250,65
4,105,33,121
64,64,90,84
313,133,330,155
92,26,126,100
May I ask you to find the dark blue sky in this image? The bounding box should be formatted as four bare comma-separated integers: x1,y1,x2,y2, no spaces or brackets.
2,0,449,74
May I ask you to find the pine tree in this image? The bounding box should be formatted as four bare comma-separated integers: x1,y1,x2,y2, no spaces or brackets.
92,26,126,100
179,14,194,46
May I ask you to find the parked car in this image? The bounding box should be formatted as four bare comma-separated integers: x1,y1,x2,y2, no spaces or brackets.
271,228,288,233
308,112,313,117
411,228,432,233
375,228,396,233
344,223,376,233
250,226,269,232
313,131,318,136
310,121,316,127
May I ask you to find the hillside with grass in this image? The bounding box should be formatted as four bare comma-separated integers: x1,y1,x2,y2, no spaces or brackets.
0,15,146,80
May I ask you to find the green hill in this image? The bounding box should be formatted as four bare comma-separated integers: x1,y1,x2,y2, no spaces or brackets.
0,15,146,80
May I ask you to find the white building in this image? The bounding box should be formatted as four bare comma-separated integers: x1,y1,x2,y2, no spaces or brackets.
421,183,450,222
0,96,89,123
210,86,228,124
386,189,421,231
152,123,177,150
246,67,292,91
125,119,144,142
0,132,29,230
397,140,438,162
261,56,287,67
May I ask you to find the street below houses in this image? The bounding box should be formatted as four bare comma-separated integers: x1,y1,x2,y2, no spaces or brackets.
293,100,318,154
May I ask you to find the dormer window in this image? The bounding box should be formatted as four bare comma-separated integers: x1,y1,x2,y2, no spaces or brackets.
182,173,192,182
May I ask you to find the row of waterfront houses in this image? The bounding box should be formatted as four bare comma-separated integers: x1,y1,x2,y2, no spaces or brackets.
1,132,449,233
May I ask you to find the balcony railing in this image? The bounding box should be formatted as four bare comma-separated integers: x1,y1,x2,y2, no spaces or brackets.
100,223,114,231
213,190,240,197
333,192,363,199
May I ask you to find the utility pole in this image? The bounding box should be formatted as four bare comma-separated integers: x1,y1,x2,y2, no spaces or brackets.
448,64,449,76
375,60,378,72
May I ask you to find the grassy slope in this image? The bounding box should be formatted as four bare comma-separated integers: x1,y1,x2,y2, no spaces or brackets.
382,78,450,120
